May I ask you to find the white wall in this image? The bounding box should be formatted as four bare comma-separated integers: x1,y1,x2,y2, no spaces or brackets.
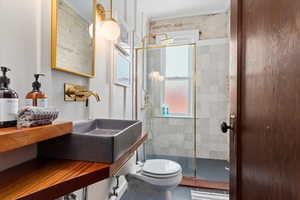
0,0,40,171
0,0,149,199
0,0,89,172
87,1,149,198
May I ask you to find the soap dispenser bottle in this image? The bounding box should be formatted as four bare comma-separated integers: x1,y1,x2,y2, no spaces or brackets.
25,74,48,107
0,66,19,128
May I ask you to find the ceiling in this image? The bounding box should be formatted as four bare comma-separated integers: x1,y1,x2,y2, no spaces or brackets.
138,0,229,19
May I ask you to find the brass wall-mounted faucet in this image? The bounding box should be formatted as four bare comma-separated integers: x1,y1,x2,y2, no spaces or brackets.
64,84,101,105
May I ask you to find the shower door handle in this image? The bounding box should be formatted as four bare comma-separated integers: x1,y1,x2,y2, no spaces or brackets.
221,114,236,133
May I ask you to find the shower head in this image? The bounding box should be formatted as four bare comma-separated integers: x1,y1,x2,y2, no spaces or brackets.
141,33,174,47
154,33,174,46
159,37,174,45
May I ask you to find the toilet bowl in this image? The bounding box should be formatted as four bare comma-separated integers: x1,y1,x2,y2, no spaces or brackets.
126,159,182,200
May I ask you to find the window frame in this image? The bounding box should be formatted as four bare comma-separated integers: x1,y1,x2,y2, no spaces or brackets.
160,45,194,116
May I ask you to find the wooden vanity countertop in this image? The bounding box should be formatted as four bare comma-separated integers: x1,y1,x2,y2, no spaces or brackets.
0,133,148,200
0,122,73,152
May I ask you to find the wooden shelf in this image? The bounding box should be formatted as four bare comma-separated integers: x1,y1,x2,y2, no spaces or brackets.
0,133,148,200
0,159,110,200
0,122,73,152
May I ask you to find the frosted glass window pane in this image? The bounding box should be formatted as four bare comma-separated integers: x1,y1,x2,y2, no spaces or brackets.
165,46,189,77
165,80,189,114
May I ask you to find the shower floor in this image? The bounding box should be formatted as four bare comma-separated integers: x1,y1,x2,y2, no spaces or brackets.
146,154,229,182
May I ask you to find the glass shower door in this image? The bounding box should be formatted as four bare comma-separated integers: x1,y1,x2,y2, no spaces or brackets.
136,39,230,185
195,39,230,183
139,44,197,178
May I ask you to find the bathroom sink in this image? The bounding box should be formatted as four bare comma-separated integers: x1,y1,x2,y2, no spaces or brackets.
38,119,142,163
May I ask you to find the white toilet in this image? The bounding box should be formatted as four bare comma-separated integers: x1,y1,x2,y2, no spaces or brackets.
126,159,182,200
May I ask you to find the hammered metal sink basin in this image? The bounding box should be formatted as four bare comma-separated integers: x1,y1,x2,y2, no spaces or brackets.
38,119,142,163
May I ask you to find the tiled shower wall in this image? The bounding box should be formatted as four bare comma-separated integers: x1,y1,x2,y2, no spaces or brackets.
196,42,229,160
147,117,194,158
145,12,229,160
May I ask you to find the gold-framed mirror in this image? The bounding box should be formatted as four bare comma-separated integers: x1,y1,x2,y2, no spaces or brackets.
51,0,96,78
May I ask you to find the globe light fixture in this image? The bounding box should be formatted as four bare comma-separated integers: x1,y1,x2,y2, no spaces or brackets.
96,1,120,41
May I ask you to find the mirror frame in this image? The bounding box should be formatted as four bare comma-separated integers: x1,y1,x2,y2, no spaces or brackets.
51,0,96,78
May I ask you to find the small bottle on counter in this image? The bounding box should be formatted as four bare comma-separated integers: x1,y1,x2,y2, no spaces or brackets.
25,74,48,108
161,104,169,116
0,66,19,128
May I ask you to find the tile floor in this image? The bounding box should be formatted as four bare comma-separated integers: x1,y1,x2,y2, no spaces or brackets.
121,186,228,200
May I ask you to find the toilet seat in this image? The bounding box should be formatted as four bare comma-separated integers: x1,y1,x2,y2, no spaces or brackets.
142,170,181,179
128,159,183,189
141,159,182,178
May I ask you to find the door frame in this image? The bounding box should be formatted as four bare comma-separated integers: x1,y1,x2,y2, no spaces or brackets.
229,0,242,199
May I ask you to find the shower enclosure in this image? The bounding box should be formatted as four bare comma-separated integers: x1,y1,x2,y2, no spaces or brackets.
135,38,229,184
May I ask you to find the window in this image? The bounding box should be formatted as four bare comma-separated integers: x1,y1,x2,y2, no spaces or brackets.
162,45,193,116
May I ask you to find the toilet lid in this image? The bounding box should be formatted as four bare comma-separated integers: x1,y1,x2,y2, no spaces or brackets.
142,159,181,176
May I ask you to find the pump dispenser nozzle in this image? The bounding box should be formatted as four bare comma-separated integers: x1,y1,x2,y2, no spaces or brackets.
32,74,45,91
0,66,18,128
0,66,11,88
1,66,10,74
26,73,48,108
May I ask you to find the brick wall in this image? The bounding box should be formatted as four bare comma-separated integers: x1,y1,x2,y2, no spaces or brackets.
150,13,228,40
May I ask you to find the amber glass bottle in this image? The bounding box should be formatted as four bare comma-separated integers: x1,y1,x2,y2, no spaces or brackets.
25,74,48,107
0,66,19,128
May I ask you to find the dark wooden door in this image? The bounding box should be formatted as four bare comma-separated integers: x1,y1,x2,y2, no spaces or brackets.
230,0,300,199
